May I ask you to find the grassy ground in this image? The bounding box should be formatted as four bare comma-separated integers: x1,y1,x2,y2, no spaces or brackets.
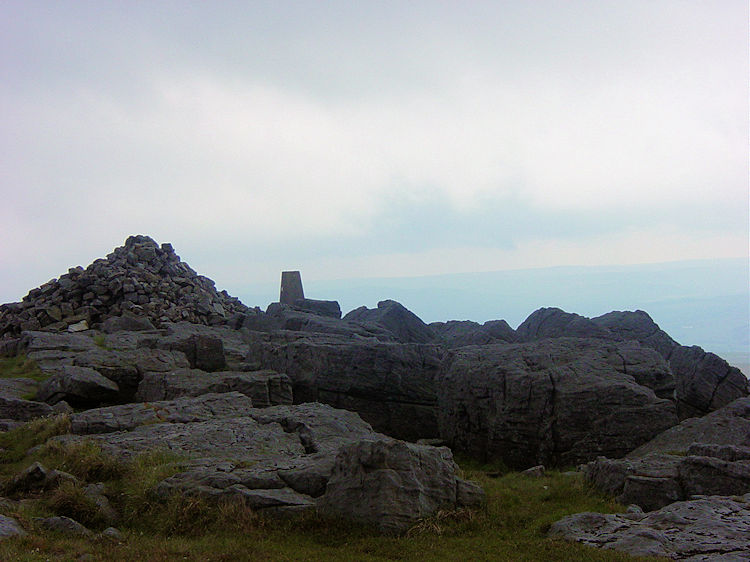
0,417,655,561
0,355,48,383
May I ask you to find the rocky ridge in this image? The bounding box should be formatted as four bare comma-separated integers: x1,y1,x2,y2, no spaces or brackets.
0,235,747,550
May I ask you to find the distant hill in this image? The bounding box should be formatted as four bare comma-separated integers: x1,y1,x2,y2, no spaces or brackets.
236,258,749,358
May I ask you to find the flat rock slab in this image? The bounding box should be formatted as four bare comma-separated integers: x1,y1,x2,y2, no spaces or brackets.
136,368,292,408
36,365,120,407
549,493,750,560
70,392,255,434
0,395,53,421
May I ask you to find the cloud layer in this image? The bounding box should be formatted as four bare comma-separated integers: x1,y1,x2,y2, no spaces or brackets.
1,1,747,303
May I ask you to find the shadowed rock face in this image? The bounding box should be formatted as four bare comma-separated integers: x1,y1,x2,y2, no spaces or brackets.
429,319,518,348
437,338,678,469
246,331,444,441
343,300,435,344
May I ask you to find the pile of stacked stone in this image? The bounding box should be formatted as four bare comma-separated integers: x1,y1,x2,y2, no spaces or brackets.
0,235,250,337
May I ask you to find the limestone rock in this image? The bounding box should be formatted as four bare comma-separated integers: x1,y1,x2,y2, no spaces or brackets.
437,338,678,469
549,494,750,560
70,392,255,434
628,397,750,458
429,319,517,348
516,308,613,341
0,396,54,421
101,312,155,333
247,331,444,440
318,438,484,535
343,300,435,344
584,449,750,511
5,462,77,495
36,366,120,407
135,369,292,407
0,515,26,540
291,298,341,319
35,515,93,537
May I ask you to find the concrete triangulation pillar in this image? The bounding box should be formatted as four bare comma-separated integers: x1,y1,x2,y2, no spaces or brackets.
280,271,304,305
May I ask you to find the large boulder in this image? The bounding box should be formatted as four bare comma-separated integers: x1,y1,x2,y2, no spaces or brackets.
343,300,435,344
429,319,518,348
592,310,677,358
549,494,750,560
592,310,748,418
628,397,750,458
437,338,678,469
135,369,293,407
318,439,484,534
36,366,120,407
669,345,748,419
516,308,613,341
246,331,444,440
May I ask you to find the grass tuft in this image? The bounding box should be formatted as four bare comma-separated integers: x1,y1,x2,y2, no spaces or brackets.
0,355,49,383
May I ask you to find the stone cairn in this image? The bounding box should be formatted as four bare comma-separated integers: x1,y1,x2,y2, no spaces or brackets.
0,235,250,337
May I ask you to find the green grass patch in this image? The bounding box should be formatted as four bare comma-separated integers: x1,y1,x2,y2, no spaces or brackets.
0,415,71,467
92,335,111,350
0,355,48,383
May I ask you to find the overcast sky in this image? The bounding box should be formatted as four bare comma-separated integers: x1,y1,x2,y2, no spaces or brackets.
1,1,747,304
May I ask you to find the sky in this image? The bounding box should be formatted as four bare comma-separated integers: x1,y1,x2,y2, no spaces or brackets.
1,1,748,307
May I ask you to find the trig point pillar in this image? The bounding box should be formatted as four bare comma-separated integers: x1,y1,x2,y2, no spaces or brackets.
280,271,304,305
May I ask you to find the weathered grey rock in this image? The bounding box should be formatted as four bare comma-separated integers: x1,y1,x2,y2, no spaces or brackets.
591,310,748,418
36,366,120,407
0,515,26,540
548,494,750,560
260,306,396,341
521,465,545,477
135,369,292,408
628,397,750,458
584,450,750,511
247,331,444,440
318,438,484,535
100,526,123,541
83,483,119,525
70,347,190,402
292,299,341,319
67,320,89,332
429,319,517,348
35,515,93,537
101,312,155,333
5,462,77,495
670,345,748,419
437,338,678,469
0,396,53,421
343,300,435,344
147,334,226,372
516,308,613,341
70,392,255,434
592,310,677,358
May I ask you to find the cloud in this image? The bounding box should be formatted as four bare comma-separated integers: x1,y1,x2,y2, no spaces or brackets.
0,1,747,303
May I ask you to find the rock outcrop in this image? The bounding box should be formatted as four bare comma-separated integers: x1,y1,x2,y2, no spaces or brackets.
429,319,518,348
246,331,444,441
343,300,435,344
0,235,250,337
437,338,678,469
549,494,750,560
